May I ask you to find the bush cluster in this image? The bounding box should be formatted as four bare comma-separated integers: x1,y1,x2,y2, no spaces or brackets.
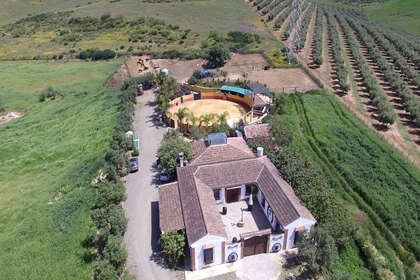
157,130,193,178
77,49,116,61
86,79,137,280
122,73,156,91
39,87,61,102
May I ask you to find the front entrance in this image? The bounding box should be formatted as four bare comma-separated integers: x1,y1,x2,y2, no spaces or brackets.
243,235,268,257
225,187,241,203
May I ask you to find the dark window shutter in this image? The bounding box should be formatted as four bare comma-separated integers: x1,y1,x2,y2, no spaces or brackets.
204,248,214,264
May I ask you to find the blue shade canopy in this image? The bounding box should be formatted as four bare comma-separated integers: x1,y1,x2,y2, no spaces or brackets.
220,85,253,95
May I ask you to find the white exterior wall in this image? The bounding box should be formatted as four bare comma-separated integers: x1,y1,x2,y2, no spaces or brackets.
191,235,226,270
284,217,315,249
268,233,284,253
224,242,242,263
256,188,277,230
215,188,226,204
240,184,246,200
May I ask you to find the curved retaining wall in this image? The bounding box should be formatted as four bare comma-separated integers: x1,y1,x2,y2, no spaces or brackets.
167,84,254,132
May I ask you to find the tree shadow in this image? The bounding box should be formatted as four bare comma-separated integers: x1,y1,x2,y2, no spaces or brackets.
149,201,170,269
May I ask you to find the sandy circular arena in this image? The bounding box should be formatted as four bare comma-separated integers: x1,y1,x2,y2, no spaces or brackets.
168,99,249,124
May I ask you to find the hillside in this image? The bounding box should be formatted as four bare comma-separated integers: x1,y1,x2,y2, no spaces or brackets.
0,60,120,279
363,0,420,35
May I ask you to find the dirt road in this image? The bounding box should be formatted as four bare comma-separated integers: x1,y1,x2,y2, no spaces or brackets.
123,90,176,280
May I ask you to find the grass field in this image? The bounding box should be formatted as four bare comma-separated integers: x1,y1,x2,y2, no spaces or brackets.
0,60,120,279
363,0,420,35
279,90,420,278
312,0,420,35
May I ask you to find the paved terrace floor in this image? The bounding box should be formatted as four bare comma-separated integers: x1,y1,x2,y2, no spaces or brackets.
219,200,272,242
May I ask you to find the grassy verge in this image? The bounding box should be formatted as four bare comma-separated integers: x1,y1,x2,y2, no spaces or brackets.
0,60,120,279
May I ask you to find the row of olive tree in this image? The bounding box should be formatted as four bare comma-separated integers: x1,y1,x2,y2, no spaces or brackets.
336,13,396,126
324,7,349,93
346,15,420,127
267,0,293,22
311,6,324,66
284,0,309,40
274,5,293,29
261,0,282,16
296,2,315,50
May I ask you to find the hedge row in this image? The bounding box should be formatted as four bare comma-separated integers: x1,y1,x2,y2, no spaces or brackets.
86,76,139,280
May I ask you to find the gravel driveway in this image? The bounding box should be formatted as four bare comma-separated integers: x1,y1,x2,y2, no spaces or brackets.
123,89,177,280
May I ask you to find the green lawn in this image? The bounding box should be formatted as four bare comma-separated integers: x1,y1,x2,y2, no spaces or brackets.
279,90,420,277
363,0,420,35
0,60,120,279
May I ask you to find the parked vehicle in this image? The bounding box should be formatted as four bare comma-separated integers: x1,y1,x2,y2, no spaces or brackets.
130,157,139,173
160,170,169,182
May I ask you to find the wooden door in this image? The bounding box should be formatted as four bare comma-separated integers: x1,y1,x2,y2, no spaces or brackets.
254,235,268,255
225,187,241,203
243,235,268,257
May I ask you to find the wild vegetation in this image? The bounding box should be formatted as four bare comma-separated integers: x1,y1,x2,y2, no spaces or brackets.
280,91,420,278
0,12,197,60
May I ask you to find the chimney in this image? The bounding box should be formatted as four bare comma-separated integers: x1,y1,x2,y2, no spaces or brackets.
257,147,264,157
179,152,184,167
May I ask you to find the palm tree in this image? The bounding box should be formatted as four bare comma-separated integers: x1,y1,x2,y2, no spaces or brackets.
217,111,229,124
200,113,215,130
175,107,189,131
187,112,200,127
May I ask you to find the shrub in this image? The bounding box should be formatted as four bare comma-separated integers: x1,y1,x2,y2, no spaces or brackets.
92,259,118,280
297,227,339,276
105,149,129,176
91,204,127,236
207,43,230,67
103,235,127,274
95,181,127,208
159,230,186,268
39,87,60,102
0,95,4,112
77,49,116,60
131,149,139,157
190,125,206,140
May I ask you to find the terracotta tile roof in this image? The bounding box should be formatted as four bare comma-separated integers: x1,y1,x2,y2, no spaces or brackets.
261,157,316,223
195,158,264,189
176,166,208,244
195,178,227,239
159,137,315,245
244,123,272,139
158,183,185,233
190,137,255,166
